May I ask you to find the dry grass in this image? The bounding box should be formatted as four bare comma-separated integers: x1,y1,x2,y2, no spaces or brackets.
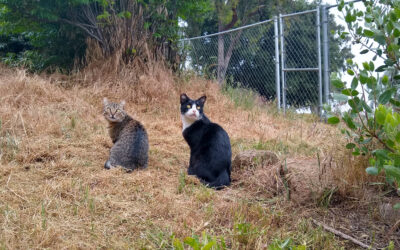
0,64,382,249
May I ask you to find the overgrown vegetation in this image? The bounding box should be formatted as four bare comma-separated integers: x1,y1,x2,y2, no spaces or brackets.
327,0,400,207
0,0,399,248
0,0,209,72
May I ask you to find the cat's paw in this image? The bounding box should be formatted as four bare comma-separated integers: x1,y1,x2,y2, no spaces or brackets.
104,160,115,169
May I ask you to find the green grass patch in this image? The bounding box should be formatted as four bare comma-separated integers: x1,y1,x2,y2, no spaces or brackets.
222,84,257,110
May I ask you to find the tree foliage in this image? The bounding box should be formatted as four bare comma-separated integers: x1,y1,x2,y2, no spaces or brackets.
0,0,209,72
328,0,400,204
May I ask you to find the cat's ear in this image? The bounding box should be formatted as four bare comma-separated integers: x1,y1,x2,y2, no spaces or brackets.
103,97,109,106
180,93,189,104
198,95,207,105
120,100,126,109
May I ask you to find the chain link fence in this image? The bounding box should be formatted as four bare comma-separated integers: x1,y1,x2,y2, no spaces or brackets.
180,19,277,102
280,9,322,114
178,7,333,115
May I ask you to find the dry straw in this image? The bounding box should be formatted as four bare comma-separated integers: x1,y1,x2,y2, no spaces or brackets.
0,63,372,248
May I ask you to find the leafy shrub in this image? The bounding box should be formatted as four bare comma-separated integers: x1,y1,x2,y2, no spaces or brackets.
327,0,400,207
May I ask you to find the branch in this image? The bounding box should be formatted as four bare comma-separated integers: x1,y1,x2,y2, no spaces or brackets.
224,29,243,66
223,7,238,31
311,219,376,250
386,219,400,239
247,4,266,18
60,18,104,45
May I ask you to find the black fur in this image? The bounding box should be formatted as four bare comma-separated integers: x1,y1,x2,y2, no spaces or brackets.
180,94,231,189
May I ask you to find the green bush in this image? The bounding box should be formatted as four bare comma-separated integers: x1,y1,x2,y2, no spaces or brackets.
327,0,400,207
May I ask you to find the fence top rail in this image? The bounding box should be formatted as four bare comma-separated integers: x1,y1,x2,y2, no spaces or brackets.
326,0,363,9
179,18,274,42
280,8,317,18
180,7,320,42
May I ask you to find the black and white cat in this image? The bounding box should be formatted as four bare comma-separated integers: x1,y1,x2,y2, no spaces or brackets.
180,93,231,189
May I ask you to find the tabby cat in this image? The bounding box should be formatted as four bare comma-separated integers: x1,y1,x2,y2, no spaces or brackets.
103,98,149,171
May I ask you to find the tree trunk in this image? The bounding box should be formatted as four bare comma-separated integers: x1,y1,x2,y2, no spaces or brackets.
217,27,243,85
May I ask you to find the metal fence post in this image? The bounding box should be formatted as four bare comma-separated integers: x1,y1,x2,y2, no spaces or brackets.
274,16,281,111
322,5,330,107
279,14,286,114
316,6,323,117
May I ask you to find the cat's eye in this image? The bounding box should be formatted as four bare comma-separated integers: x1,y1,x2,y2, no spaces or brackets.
196,106,200,110
186,105,191,108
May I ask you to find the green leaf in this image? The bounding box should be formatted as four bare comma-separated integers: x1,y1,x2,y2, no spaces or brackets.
382,75,389,85
173,238,184,250
345,13,355,23
360,49,369,54
360,137,372,145
369,61,374,71
390,98,400,107
395,8,400,18
384,165,400,180
338,0,344,11
360,71,368,83
327,116,340,125
202,241,216,250
387,139,395,148
342,89,358,96
362,62,370,71
361,100,372,113
378,88,395,104
343,113,356,129
346,143,356,149
394,203,400,210
332,93,348,102
351,77,358,90
347,68,355,75
376,110,386,125
363,29,374,37
144,22,151,29
375,65,387,72
342,89,352,96
367,76,377,90
184,237,198,248
375,34,386,45
332,79,344,89
348,99,361,111
373,149,390,160
385,59,395,66
366,166,379,175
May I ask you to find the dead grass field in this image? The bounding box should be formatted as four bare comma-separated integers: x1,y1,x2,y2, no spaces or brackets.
0,65,398,249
